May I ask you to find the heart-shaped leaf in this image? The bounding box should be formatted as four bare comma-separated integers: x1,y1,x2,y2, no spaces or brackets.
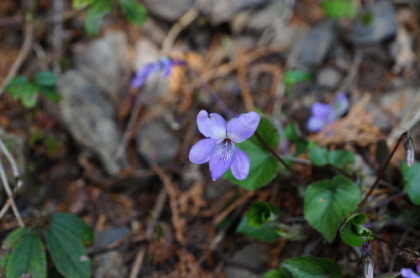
304,175,360,243
0,228,47,278
282,255,341,278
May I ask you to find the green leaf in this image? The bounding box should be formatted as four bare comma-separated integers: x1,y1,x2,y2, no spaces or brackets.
85,0,113,36
328,150,354,169
284,122,307,155
0,227,26,271
50,213,94,245
1,228,47,278
72,0,93,9
284,122,301,142
236,215,279,242
21,92,38,108
284,70,312,87
307,142,328,166
340,213,372,246
321,0,357,19
6,76,38,100
34,71,57,87
263,268,292,278
304,175,360,243
40,87,61,102
46,213,93,278
376,272,400,278
5,76,28,96
247,202,281,228
401,162,420,205
119,0,147,26
282,255,341,278
223,116,279,190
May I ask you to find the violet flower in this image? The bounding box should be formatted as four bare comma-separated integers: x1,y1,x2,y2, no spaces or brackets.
307,92,349,132
189,110,261,181
131,57,175,89
401,268,420,278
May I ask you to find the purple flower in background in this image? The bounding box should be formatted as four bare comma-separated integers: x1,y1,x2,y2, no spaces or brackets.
307,92,349,132
131,57,174,89
189,110,261,181
401,268,420,278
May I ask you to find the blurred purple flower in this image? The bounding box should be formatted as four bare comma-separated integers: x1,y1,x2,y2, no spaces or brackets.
401,268,420,278
189,110,260,181
131,57,182,89
307,92,349,132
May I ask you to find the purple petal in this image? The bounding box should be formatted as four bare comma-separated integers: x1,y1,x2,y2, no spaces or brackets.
197,110,227,140
231,148,250,180
417,261,420,274
333,92,349,117
189,139,216,164
307,116,327,132
311,103,332,117
159,57,173,78
227,111,261,143
401,268,420,278
131,62,160,89
209,142,235,181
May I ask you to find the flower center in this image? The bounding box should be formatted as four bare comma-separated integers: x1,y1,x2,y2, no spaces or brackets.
223,138,232,146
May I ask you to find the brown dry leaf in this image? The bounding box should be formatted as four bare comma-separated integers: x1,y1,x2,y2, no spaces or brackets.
185,52,205,73
311,94,383,146
0,46,19,85
149,238,176,265
169,65,186,95
178,182,207,217
169,249,213,278
213,190,255,225
153,165,187,245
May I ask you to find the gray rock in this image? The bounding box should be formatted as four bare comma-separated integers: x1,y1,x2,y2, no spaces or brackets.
297,21,335,66
366,103,393,131
136,120,180,165
142,0,194,22
57,71,127,175
74,31,127,99
197,0,272,24
93,251,127,278
93,227,131,252
232,0,299,46
142,18,168,45
348,1,397,45
316,67,341,89
205,178,235,201
224,243,270,278
0,128,25,187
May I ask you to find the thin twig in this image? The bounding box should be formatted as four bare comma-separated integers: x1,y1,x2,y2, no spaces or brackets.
161,8,199,54
363,191,406,213
0,24,34,96
114,92,146,160
388,228,411,272
0,138,23,189
0,159,24,227
129,185,167,278
337,48,363,93
188,67,234,118
373,234,407,251
255,132,305,185
358,132,407,209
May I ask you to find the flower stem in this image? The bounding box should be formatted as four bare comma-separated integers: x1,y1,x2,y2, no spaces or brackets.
255,132,305,185
187,66,235,118
358,132,408,209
